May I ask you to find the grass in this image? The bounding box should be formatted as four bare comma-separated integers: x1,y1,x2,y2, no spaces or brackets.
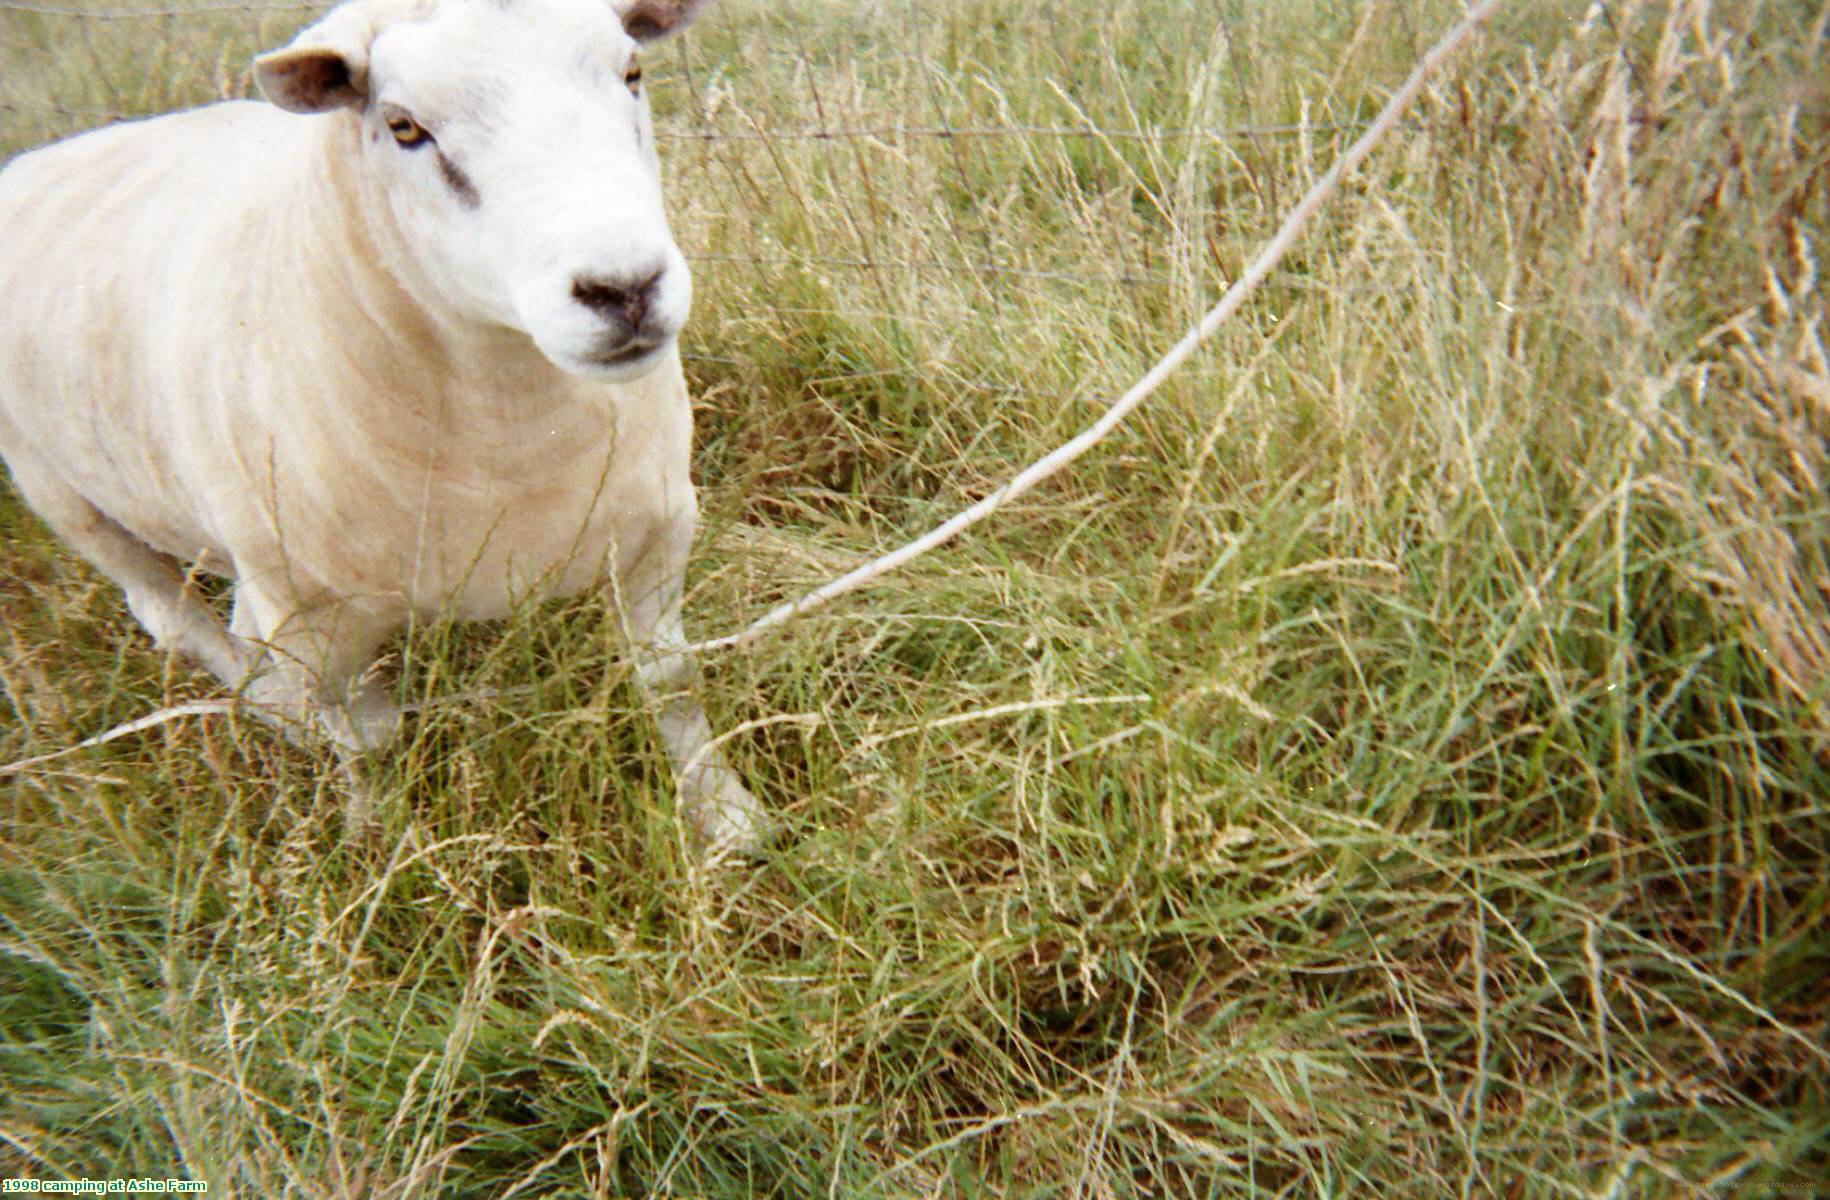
2,0,1828,1194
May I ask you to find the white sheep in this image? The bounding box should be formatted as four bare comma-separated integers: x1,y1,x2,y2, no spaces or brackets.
0,0,766,850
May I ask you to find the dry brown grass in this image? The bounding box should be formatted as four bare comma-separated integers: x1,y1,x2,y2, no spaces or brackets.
1,0,1826,1195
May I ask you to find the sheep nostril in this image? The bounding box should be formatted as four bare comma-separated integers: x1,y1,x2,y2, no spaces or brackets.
571,278,627,311
571,269,662,328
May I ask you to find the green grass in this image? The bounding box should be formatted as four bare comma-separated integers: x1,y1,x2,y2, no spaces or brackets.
3,0,1828,1194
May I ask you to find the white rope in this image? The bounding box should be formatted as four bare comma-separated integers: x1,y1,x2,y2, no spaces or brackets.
682,0,1505,655
0,0,1501,776
0,700,237,777
0,689,512,777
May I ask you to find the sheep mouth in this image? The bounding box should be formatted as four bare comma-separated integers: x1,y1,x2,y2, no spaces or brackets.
585,339,660,368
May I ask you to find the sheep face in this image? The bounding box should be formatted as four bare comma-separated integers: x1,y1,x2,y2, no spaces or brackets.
256,0,716,383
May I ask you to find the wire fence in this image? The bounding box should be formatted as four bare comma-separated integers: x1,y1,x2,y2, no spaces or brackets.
0,100,1380,156
0,2,1380,145
1,0,323,14
0,0,1446,383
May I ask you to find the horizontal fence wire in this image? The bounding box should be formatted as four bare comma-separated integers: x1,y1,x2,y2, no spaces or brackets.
648,122,1376,141
677,352,1090,404
0,0,325,14
686,253,1172,289
0,99,1376,145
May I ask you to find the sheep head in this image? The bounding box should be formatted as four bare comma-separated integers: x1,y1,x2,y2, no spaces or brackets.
251,0,716,383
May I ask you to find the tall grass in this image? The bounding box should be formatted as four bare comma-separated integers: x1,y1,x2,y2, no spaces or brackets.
2,0,1827,1195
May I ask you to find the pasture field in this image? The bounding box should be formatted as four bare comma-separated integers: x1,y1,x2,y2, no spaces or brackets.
2,0,1828,1194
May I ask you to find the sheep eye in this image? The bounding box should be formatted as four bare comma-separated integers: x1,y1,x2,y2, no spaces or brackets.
387,114,431,148
624,64,642,95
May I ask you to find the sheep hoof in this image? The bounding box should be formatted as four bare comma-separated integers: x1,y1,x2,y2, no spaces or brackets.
240,671,402,756
683,767,771,858
334,752,388,842
318,701,403,757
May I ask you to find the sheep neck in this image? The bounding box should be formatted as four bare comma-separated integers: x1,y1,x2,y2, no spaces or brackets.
234,110,660,613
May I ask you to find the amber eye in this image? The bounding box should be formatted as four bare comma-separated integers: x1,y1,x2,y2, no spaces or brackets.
624,64,642,95
386,113,431,148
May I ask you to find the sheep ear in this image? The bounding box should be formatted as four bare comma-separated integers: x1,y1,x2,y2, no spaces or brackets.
255,45,366,113
613,0,715,42
255,8,377,114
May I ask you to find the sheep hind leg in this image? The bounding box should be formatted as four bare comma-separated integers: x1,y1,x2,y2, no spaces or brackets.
5,462,254,687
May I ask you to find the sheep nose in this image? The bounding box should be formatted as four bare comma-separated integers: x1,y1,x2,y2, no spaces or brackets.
571,269,663,331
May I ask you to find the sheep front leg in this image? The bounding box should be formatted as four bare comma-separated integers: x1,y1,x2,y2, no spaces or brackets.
230,582,403,756
617,519,767,855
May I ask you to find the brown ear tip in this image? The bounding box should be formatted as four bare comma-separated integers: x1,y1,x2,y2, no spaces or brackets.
256,54,300,81
256,47,360,113
620,0,714,42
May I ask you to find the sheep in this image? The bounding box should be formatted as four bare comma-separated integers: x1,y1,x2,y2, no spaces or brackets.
0,0,766,850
